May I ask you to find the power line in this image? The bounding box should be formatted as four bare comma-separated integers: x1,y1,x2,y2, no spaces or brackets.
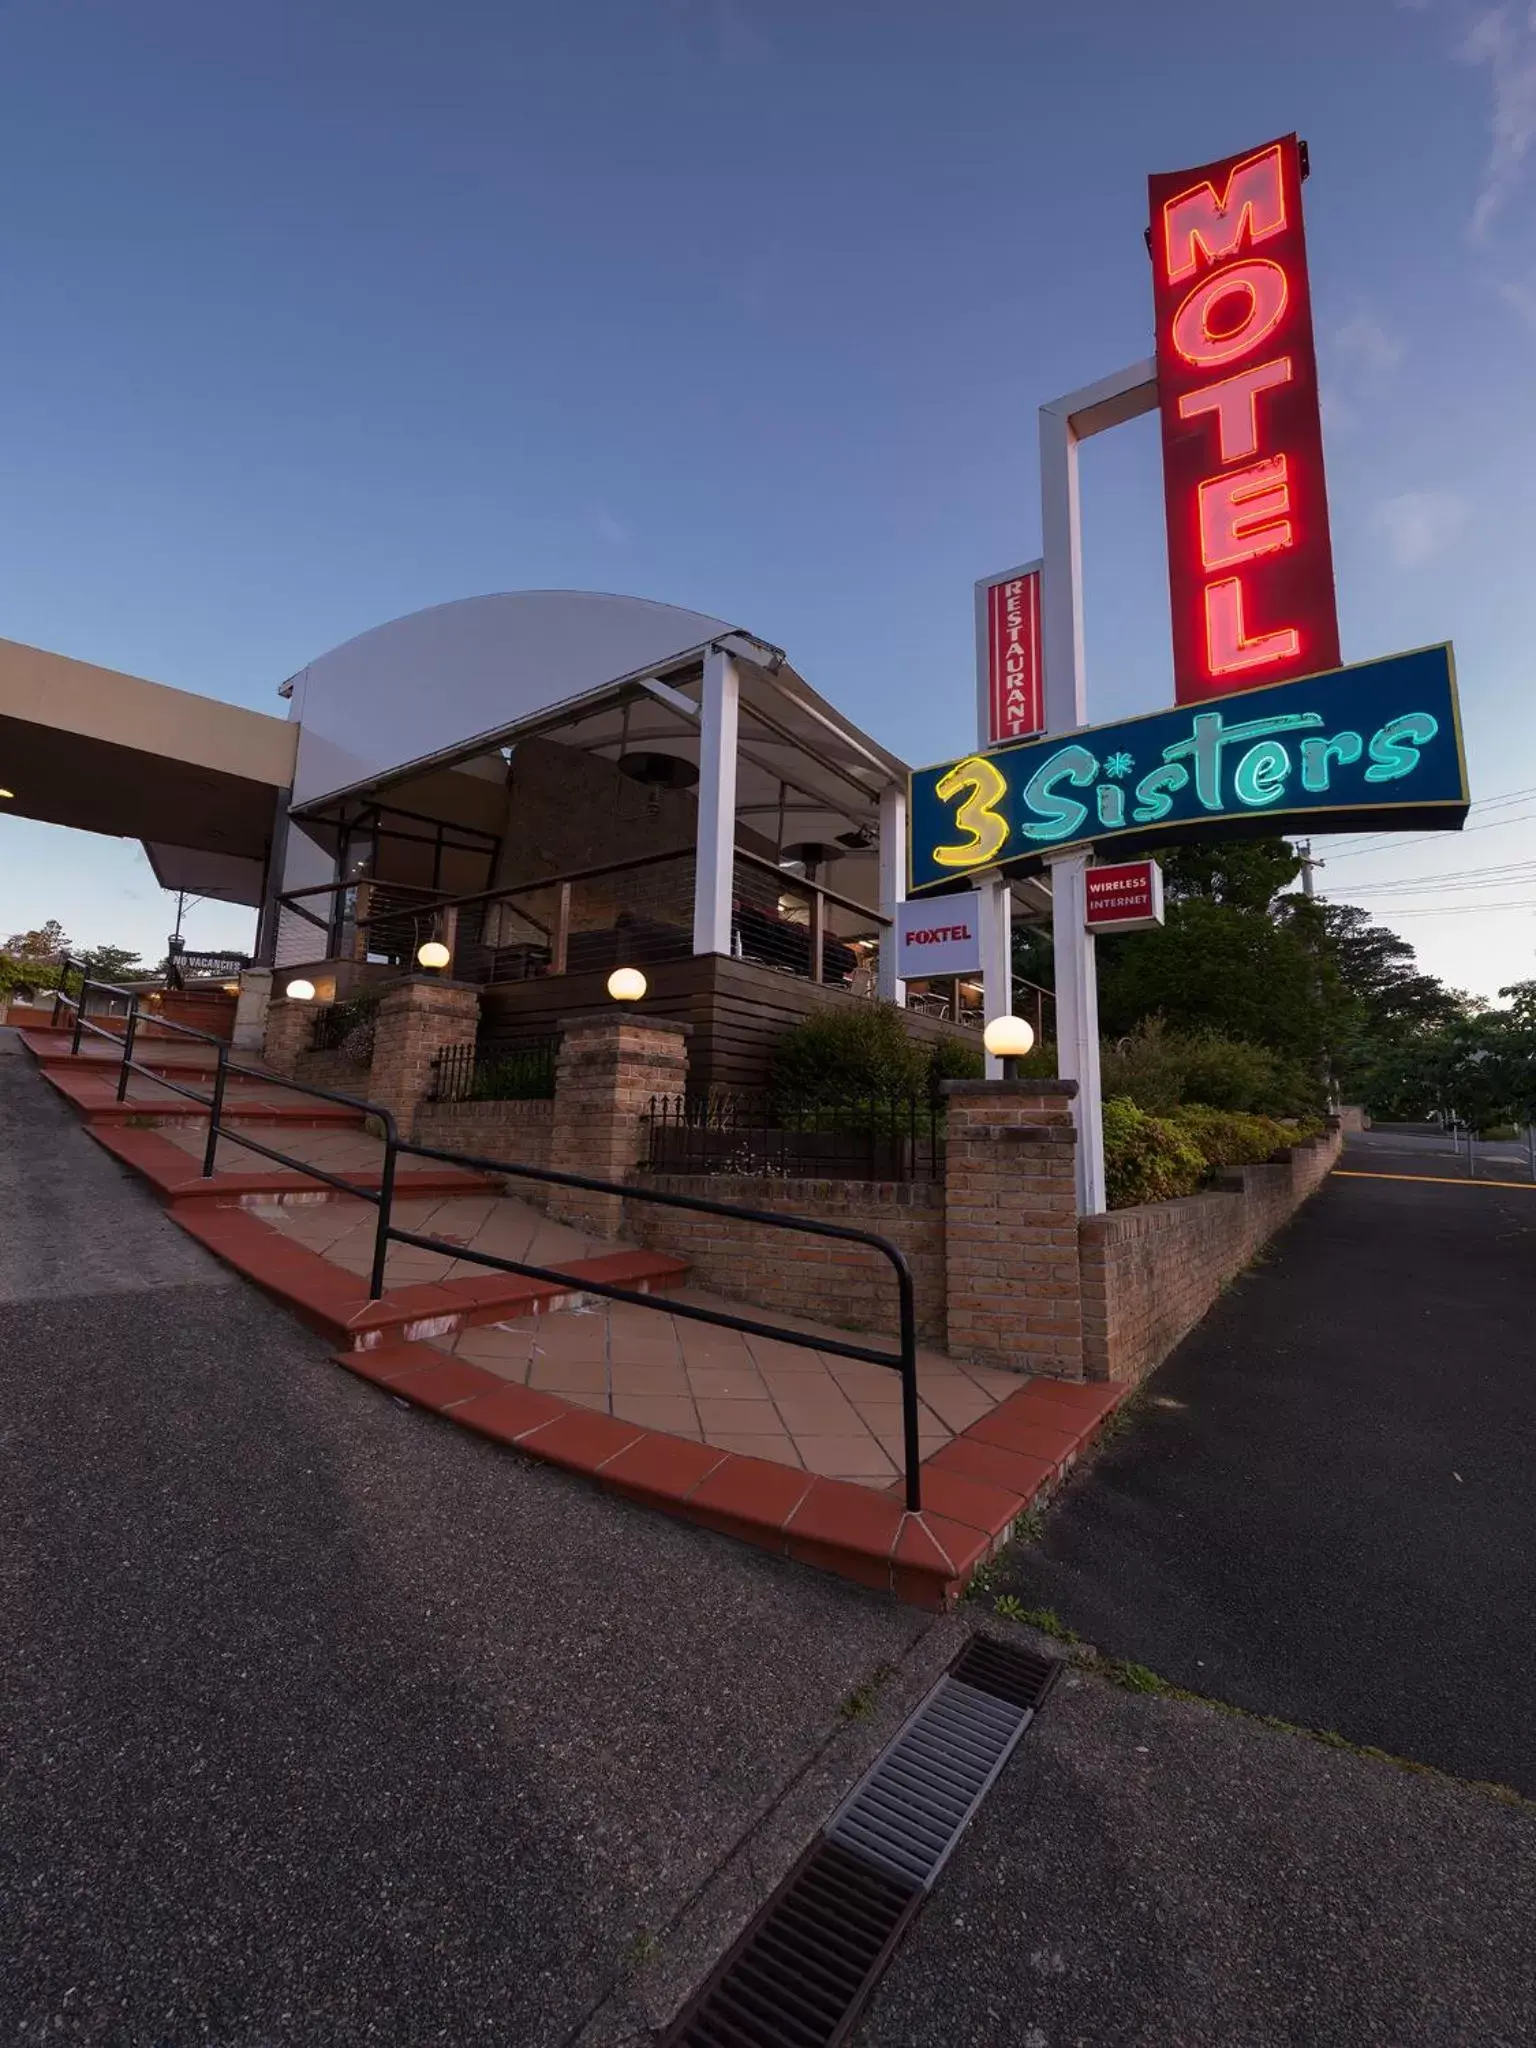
1324,807,1536,862
1319,784,1536,857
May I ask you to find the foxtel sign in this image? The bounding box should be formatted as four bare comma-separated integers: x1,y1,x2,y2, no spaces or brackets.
907,645,1467,892
1150,134,1339,703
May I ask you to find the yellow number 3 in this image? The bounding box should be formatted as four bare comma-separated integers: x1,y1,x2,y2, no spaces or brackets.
933,755,1010,870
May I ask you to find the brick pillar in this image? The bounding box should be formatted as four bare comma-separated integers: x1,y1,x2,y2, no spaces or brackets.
942,1078,1085,1380
367,977,481,1135
261,996,317,1075
547,1012,691,1236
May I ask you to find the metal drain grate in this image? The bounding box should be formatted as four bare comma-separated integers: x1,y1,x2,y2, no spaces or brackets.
667,1840,919,2048
663,1637,1061,2047
825,1676,1029,1891
950,1630,1062,1713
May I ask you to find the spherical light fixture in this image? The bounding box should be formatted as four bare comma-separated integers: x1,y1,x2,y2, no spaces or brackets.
417,939,451,971
607,967,647,1003
983,1014,1035,1078
285,978,317,1002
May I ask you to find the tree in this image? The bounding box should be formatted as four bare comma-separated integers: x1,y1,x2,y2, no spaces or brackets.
1158,838,1302,912
83,945,143,984
3,919,70,961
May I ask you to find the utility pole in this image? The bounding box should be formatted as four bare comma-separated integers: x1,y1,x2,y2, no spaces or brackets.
1296,840,1336,1109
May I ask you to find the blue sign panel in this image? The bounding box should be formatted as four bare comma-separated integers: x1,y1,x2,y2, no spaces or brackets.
908,644,1467,895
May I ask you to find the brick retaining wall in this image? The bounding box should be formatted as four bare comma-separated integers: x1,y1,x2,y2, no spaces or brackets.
628,1175,947,1343
1077,1123,1342,1384
412,1098,554,1185
292,1048,371,1094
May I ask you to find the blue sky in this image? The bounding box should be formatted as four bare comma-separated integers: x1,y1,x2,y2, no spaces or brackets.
1,0,1533,998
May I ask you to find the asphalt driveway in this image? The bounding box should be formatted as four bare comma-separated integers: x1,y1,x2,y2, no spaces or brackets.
989,1139,1536,1794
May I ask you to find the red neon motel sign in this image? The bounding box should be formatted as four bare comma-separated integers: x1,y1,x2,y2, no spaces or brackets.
1149,135,1340,705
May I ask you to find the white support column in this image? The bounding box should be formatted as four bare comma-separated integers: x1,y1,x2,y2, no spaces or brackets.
1038,361,1154,1217
977,875,1012,1079
877,781,907,1004
1047,849,1106,1213
1038,406,1089,736
692,646,740,957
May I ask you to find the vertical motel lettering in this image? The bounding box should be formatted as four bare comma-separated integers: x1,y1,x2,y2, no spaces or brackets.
1150,136,1340,704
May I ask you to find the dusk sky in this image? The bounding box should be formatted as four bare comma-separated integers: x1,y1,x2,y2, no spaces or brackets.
1,0,1533,1000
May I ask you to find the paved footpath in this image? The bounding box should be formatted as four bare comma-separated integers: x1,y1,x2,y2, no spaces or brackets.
989,1133,1536,1796
5,1037,1534,2046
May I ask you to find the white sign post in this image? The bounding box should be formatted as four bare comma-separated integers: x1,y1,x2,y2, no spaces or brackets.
1038,359,1159,1216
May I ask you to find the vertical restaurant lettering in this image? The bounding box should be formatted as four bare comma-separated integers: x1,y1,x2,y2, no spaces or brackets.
1149,135,1340,704
987,570,1043,742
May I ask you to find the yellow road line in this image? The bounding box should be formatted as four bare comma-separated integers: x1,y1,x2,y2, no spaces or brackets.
1335,1169,1536,1192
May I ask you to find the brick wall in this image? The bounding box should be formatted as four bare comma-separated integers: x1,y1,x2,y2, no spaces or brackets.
368,978,481,1135
292,1048,371,1095
1078,1123,1342,1384
261,997,316,1075
943,1080,1084,1380
546,1015,690,1234
413,1098,554,1202
627,1176,946,1342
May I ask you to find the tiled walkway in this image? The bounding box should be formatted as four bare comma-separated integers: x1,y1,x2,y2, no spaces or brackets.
155,1121,390,1176
262,1190,609,1295
431,1291,1019,1488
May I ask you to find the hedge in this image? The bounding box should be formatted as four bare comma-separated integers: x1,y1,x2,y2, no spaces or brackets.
1103,1098,1322,1209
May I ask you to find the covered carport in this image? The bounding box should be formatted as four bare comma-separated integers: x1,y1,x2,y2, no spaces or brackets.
0,634,295,921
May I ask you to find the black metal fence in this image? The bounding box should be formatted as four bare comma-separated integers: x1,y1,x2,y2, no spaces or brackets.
645,1087,944,1182
311,994,379,1061
430,1033,560,1103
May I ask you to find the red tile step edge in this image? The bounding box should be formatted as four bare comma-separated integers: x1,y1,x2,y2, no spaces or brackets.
35,1062,363,1129
330,1340,1126,1610
18,1029,227,1074
86,1123,500,1206
169,1200,690,1349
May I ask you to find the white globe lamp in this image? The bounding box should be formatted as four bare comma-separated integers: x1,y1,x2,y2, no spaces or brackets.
607,967,647,1003
285,978,316,1002
983,1014,1035,1078
417,939,451,972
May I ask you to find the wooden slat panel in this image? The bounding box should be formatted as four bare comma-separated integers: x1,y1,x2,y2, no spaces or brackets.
476,954,982,1088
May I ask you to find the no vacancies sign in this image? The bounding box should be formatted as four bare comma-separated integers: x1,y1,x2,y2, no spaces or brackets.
896,895,982,977
908,644,1467,892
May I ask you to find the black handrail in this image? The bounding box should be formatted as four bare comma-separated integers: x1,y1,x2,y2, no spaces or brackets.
49,979,925,1511
52,979,400,1193
382,1136,923,1512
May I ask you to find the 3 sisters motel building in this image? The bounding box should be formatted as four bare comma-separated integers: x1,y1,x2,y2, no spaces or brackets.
0,591,1051,1078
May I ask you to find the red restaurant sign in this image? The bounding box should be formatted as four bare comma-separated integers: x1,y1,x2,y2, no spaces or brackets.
976,562,1045,745
1149,135,1340,704
1084,860,1165,933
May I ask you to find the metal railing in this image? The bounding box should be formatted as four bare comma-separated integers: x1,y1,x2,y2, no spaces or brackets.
51,973,400,1192
383,1138,924,1511
48,977,924,1510
732,850,883,989
646,1088,944,1183
430,1033,559,1103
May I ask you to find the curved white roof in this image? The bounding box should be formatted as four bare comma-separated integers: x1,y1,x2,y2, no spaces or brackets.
284,589,740,808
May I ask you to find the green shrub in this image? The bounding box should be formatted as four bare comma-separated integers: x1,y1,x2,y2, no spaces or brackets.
771,1004,991,1101
1101,1018,1319,1118
1167,1104,1314,1168
771,1002,928,1101
927,1034,986,1085
1102,1097,1206,1208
